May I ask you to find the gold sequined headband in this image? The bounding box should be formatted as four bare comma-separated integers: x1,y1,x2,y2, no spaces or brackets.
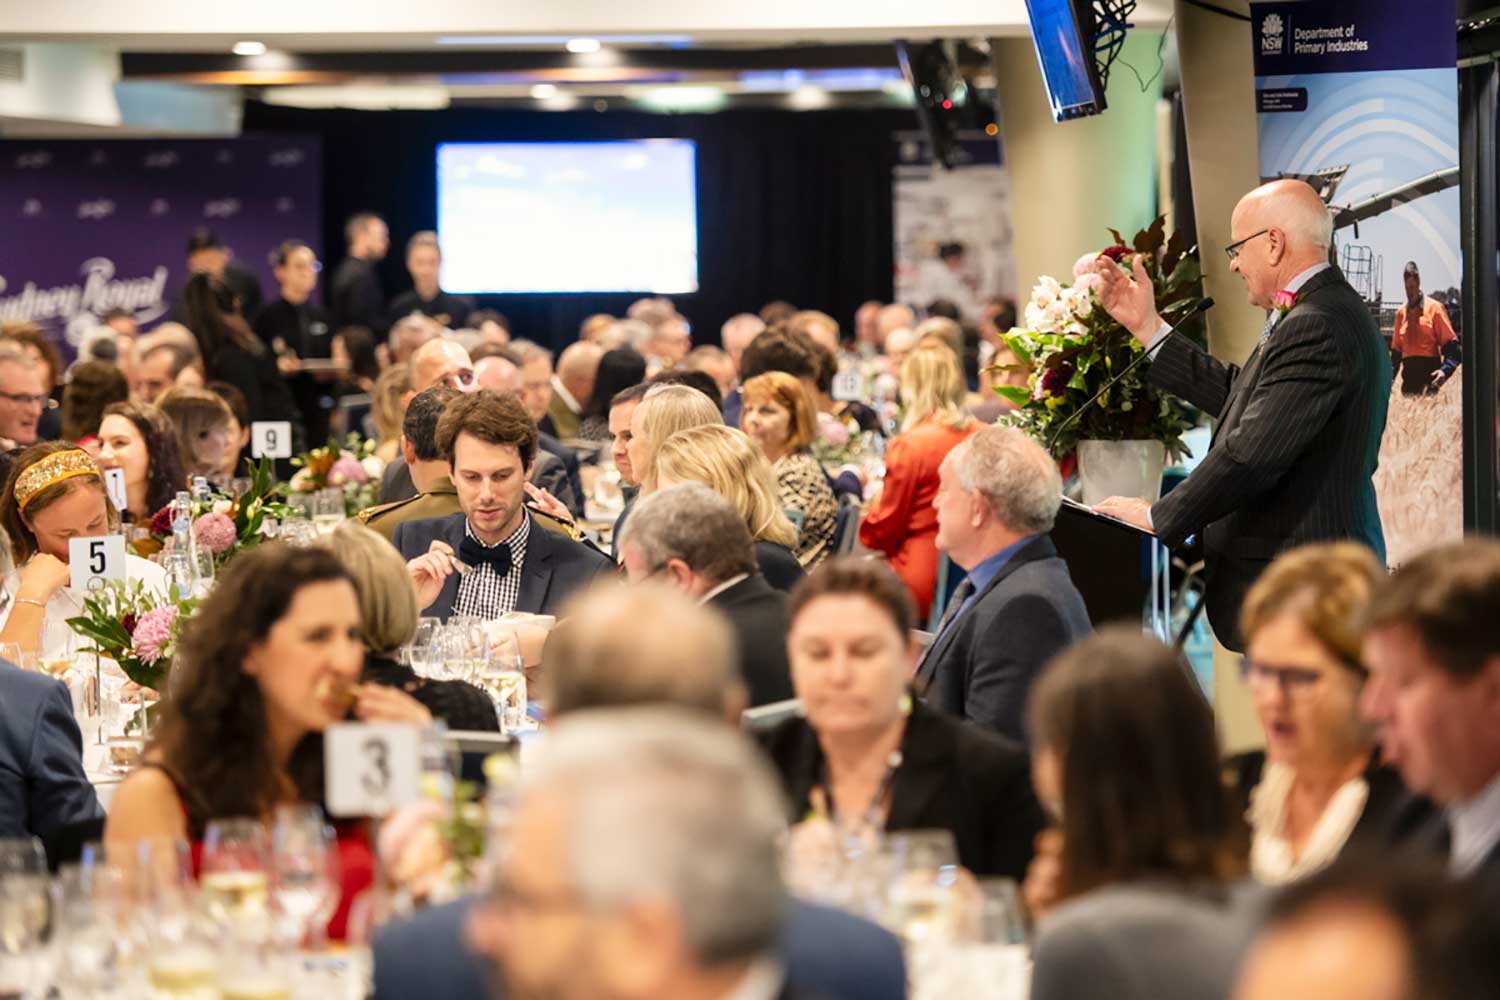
15,449,101,512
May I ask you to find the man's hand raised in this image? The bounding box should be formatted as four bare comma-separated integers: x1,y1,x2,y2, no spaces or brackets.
1086,253,1163,346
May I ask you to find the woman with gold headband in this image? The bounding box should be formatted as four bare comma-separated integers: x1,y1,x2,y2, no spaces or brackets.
0,442,167,657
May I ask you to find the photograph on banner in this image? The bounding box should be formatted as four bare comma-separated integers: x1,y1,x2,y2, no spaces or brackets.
0,135,322,358
893,131,1017,325
1251,0,1460,565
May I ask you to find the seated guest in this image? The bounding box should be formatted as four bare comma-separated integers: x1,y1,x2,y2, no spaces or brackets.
605,382,650,556
630,383,725,497
370,364,411,464
205,380,253,480
620,484,794,706
684,344,739,401
1229,543,1432,885
788,309,842,358
1234,859,1500,1000
647,365,723,408
1025,627,1252,1000
397,390,613,621
469,345,582,517
105,544,428,939
721,312,766,378
1360,539,1500,877
0,444,168,655
332,325,380,395
763,558,1044,879
0,657,104,844
576,347,646,442
62,360,129,451
156,386,237,482
4,322,64,442
131,341,204,404
379,339,477,503
651,423,804,591
97,402,186,523
914,425,1090,742
859,344,978,619
360,387,461,541
544,340,603,440
806,338,881,436
468,708,901,1000
0,341,49,449
320,521,497,731
740,371,838,567
387,313,438,368
725,322,815,427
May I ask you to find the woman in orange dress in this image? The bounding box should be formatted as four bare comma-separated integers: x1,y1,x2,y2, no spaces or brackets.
858,343,978,620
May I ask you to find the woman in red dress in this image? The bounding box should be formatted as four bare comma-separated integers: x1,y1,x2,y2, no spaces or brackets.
107,543,429,940
858,344,978,621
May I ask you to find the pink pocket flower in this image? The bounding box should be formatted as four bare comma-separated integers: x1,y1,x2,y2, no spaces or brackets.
1273,289,1298,317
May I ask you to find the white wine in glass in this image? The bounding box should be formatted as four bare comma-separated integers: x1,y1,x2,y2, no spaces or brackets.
200,869,270,920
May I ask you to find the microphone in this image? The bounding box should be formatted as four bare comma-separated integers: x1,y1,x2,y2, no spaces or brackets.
1046,297,1214,456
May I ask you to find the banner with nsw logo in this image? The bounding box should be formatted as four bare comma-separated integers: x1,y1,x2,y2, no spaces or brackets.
1250,0,1460,564
0,135,321,356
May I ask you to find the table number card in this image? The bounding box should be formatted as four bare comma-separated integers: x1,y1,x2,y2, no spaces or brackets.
325,723,421,817
69,535,127,593
832,370,865,403
251,421,293,459
103,467,128,513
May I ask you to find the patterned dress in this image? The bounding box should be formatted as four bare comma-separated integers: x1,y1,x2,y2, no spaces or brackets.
774,449,839,567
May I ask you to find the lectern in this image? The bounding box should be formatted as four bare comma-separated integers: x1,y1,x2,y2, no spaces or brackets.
1051,497,1172,637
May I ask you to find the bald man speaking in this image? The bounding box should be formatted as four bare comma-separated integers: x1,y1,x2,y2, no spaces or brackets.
1087,179,1391,651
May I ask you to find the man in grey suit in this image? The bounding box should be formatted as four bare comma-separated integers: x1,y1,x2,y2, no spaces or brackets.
1090,179,1390,651
0,661,103,843
915,425,1091,743
396,390,613,622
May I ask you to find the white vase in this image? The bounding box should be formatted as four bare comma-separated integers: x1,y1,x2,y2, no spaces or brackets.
1076,439,1167,506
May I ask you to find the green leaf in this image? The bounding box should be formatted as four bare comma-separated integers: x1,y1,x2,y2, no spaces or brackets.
994,385,1031,406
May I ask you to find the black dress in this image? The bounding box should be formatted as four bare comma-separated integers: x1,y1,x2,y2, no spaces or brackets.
363,654,500,732
254,296,336,446
761,697,1045,879
385,289,475,330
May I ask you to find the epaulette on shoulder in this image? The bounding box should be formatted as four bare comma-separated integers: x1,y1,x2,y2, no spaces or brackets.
526,502,583,541
357,495,417,522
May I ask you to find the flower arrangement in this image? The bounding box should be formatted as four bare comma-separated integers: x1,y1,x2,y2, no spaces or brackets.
377,780,489,909
65,578,199,691
995,217,1207,459
289,433,385,517
143,457,292,565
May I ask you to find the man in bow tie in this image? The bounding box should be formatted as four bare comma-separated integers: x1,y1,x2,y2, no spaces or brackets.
1086,178,1390,651
394,390,614,624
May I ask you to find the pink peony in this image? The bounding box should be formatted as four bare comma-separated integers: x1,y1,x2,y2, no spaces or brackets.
327,453,368,486
1072,252,1100,278
192,511,237,554
131,605,177,666
817,411,851,449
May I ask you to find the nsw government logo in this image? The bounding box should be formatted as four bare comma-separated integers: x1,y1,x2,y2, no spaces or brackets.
1261,13,1284,54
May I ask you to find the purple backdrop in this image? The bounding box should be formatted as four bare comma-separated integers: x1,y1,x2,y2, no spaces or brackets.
0,134,321,358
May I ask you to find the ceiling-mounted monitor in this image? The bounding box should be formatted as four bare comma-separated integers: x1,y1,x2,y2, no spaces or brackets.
1023,0,1108,121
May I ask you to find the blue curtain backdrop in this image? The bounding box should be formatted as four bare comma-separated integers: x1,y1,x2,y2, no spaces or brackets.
241,101,913,351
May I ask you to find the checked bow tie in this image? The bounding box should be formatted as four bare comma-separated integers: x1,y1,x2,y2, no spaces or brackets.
459,535,512,576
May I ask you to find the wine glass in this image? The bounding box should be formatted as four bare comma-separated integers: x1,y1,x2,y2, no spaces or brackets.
50,863,125,997
201,819,272,931
312,488,344,535
38,619,78,681
883,829,962,946
191,548,216,598
0,838,51,998
480,633,527,733
135,838,216,998
271,805,339,951
161,551,197,598
406,618,441,676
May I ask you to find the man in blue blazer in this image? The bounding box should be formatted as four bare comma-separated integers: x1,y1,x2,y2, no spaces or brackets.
915,426,1091,743
0,660,103,844
395,390,613,622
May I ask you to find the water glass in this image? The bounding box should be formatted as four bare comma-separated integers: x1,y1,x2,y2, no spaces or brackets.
312,487,344,535
161,551,197,598
271,805,339,949
0,838,51,998
278,516,318,547
50,863,128,997
191,548,217,598
883,829,961,946
405,618,441,676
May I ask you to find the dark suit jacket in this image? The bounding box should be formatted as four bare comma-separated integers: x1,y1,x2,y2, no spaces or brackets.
763,698,1045,879
0,663,104,842
755,540,805,592
1148,267,1390,651
914,535,1090,743
391,511,614,620
372,895,904,1000
537,432,585,519
708,574,794,707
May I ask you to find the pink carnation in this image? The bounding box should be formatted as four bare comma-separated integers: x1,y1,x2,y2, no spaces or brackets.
131,605,177,666
327,453,368,487
817,411,851,449
193,511,237,554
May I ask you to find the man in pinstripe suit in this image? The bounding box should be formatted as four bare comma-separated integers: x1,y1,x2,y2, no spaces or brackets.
1090,179,1390,651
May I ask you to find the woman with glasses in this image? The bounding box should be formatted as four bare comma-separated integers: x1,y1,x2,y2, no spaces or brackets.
1228,542,1433,885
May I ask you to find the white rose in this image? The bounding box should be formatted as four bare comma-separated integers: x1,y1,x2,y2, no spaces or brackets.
212,499,232,516
362,455,386,479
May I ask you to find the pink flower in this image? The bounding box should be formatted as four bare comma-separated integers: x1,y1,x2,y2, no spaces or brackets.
192,511,237,554
1072,252,1100,278
817,411,851,449
131,605,177,666
1273,289,1298,311
327,454,368,487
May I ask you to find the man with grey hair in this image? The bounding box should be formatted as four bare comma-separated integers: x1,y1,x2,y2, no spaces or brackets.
619,483,794,706
915,425,1090,742
0,342,47,447
544,340,603,440
388,313,440,366
466,708,824,1000
1086,177,1390,651
720,312,766,374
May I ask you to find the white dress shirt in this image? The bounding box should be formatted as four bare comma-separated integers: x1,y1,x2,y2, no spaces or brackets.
1448,771,1500,877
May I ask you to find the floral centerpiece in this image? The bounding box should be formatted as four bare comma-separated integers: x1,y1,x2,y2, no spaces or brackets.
288,433,384,517
143,457,292,565
995,216,1206,463
376,780,489,911
66,578,199,692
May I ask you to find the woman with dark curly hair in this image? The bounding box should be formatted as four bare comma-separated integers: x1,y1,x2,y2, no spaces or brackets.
96,401,185,523
105,543,429,940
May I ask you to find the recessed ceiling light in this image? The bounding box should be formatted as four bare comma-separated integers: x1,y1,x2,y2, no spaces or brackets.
565,38,601,54
530,83,559,99
232,41,267,56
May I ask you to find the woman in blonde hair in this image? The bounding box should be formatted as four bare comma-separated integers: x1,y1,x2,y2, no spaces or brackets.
857,344,977,618
653,424,805,591
740,372,838,566
628,383,723,494
369,364,411,465
1227,542,1432,885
